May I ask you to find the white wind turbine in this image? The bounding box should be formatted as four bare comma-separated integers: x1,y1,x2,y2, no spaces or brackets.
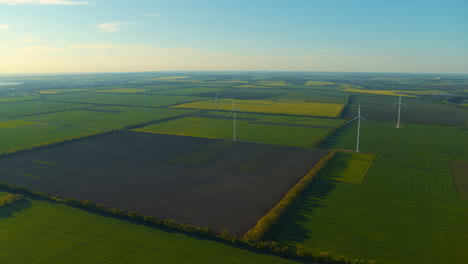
393,96,408,128
211,89,223,117
226,100,241,141
345,104,369,152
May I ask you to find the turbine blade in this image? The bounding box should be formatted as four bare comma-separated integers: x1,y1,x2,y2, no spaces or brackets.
226,110,234,118
392,103,398,107
361,116,370,123
345,116,359,124
402,103,409,108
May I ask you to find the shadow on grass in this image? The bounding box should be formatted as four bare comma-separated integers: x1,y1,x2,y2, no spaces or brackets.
0,199,33,219
319,124,354,150
265,154,352,244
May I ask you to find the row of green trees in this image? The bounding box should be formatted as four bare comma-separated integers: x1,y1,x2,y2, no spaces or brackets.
0,193,24,207
243,150,337,241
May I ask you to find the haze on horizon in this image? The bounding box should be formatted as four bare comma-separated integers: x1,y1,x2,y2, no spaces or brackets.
0,0,466,74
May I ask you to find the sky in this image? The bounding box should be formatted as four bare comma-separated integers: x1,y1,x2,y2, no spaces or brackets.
0,0,467,74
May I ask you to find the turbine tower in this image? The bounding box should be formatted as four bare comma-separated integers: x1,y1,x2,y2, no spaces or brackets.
226,100,241,141
393,96,408,128
143,91,147,112
212,90,223,117
345,104,369,152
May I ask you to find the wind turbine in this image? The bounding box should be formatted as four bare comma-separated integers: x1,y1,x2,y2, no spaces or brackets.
345,104,369,152
393,96,408,128
143,91,147,112
226,100,241,141
211,90,223,117
36,92,43,122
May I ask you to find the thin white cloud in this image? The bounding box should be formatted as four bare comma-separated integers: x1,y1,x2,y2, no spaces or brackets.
96,22,138,32
25,37,41,42
0,0,91,5
143,13,163,17
23,45,67,52
0,24,10,30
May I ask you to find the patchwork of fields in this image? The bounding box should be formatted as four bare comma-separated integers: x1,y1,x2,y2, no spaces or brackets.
134,116,336,147
0,72,467,263
0,132,328,234
172,98,345,117
322,121,468,161
343,95,468,126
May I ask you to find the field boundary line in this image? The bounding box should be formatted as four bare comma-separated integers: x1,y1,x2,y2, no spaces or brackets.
242,150,337,241
360,154,377,184
447,161,460,199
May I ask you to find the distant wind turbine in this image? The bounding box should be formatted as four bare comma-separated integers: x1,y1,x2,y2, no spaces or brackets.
393,96,408,128
345,104,369,152
226,100,241,141
143,91,147,112
211,89,223,117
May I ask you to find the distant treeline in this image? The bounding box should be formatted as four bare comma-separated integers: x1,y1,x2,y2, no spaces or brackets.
0,151,377,264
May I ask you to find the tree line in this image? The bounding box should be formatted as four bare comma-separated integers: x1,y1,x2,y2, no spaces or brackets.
0,193,25,207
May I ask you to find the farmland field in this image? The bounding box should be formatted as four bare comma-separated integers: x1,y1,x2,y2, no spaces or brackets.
172,99,344,117
268,154,468,264
0,131,328,234
0,192,299,264
45,93,206,108
0,108,189,154
92,88,154,94
343,95,468,126
203,111,345,128
134,116,335,147
451,161,468,199
0,101,91,119
322,121,468,161
1,71,467,263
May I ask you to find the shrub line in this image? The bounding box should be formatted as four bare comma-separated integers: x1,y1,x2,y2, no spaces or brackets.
243,150,337,241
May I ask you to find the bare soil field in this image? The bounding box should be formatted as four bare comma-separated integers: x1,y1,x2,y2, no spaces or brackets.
0,131,327,234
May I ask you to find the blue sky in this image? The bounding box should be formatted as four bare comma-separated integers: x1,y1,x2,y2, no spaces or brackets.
0,0,466,73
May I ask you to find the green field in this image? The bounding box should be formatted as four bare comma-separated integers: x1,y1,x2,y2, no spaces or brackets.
322,121,468,161
172,99,344,117
344,95,468,126
151,87,225,95
0,101,91,119
45,93,206,107
327,152,375,184
0,193,298,264
0,96,37,102
133,116,333,147
451,161,468,199
0,108,189,153
268,154,468,264
204,111,345,127
92,88,154,94
40,89,91,94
